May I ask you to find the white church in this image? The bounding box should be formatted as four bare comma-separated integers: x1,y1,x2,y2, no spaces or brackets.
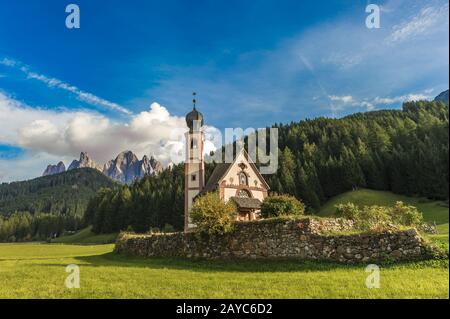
184,96,270,232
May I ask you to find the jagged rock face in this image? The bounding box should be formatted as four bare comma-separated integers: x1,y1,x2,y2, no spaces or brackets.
67,152,100,171
43,151,163,183
42,161,66,176
102,151,163,184
103,151,140,184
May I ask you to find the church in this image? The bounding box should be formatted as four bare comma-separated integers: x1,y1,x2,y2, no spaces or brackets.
184,96,270,232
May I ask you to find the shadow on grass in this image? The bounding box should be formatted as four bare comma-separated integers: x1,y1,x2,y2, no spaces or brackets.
46,251,446,274
71,252,356,273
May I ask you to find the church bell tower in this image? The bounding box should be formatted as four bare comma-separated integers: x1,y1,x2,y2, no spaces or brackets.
184,93,205,232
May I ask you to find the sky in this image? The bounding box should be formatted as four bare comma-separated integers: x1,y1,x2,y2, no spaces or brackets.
0,0,448,182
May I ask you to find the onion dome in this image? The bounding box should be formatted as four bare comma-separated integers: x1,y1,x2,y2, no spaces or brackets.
186,93,204,132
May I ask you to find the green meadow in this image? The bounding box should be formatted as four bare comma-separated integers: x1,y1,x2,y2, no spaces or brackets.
0,189,448,299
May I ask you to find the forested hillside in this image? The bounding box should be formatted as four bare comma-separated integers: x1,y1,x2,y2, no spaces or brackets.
267,100,449,208
0,168,117,216
0,168,117,241
86,100,449,233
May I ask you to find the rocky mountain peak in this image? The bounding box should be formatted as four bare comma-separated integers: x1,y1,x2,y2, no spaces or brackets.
43,150,163,184
42,161,66,176
68,152,100,171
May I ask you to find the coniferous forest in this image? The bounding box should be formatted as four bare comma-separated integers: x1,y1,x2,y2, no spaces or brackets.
0,168,117,241
85,100,449,234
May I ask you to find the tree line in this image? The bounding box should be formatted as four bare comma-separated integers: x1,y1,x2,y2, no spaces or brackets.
0,212,83,242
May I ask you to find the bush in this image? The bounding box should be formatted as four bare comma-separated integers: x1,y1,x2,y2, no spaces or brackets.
334,201,424,232
390,201,423,226
260,195,305,218
190,192,237,236
335,202,360,220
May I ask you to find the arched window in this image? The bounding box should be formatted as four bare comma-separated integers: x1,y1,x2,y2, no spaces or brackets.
239,172,248,185
191,138,197,149
237,189,251,198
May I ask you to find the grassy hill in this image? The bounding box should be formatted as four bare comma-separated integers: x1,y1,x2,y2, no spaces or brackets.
0,168,117,216
51,226,118,244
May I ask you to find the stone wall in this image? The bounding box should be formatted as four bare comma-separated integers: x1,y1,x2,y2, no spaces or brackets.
114,217,438,263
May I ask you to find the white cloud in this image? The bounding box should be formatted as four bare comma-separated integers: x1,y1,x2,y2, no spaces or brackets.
0,58,16,67
329,95,354,103
0,57,132,115
373,93,431,104
0,92,218,181
326,91,432,113
387,4,449,43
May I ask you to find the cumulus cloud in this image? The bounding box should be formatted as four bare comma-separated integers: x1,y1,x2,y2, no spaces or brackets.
0,57,132,115
0,92,218,181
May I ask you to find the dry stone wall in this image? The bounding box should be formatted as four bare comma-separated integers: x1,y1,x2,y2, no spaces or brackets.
114,217,438,263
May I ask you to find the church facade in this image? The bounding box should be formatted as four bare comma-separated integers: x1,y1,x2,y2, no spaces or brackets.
184,100,270,232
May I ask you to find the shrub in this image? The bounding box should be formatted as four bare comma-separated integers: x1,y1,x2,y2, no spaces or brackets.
334,201,424,232
190,192,237,236
260,195,305,218
335,202,360,220
358,205,394,232
390,201,423,226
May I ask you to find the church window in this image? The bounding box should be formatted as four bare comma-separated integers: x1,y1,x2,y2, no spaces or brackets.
191,138,197,149
237,189,251,198
239,172,248,185
191,174,196,181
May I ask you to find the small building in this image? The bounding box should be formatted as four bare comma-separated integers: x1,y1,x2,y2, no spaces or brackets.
184,96,270,232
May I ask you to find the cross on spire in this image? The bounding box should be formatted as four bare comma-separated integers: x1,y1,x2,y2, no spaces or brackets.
192,92,197,110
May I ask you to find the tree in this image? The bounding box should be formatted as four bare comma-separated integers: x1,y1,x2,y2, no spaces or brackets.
260,194,305,218
190,192,237,236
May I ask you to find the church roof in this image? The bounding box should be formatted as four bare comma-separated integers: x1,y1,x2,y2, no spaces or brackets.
200,163,231,195
231,197,262,209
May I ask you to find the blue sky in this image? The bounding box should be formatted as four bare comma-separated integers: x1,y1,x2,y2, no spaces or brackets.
0,0,448,181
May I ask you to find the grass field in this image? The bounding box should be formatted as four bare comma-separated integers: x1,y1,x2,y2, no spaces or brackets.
0,189,448,299
0,243,448,298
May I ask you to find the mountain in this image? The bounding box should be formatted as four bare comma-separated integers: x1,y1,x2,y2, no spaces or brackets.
43,161,66,176
0,168,117,216
44,150,163,184
103,151,163,184
68,152,101,171
434,89,449,103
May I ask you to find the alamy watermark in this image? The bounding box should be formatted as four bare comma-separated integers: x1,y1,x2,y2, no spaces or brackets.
365,4,381,29
365,264,380,288
65,4,80,29
170,121,279,174
65,264,80,288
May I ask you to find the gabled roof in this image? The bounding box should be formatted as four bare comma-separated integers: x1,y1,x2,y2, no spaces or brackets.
202,163,231,194
231,197,262,209
199,148,270,197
